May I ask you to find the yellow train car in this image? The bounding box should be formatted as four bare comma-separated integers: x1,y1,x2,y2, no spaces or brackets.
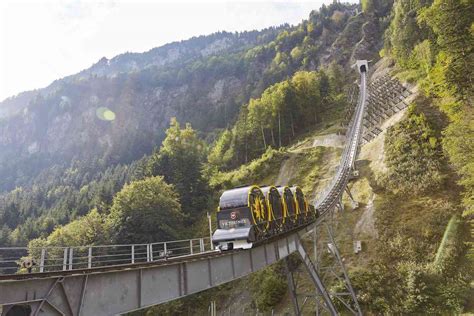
213,184,318,250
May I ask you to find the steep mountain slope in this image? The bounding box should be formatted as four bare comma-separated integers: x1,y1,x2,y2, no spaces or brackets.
0,4,365,192
4,0,470,313
0,30,285,191
0,30,282,119
0,3,375,245
156,60,470,315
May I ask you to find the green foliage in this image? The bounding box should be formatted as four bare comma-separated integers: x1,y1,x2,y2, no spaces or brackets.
362,0,394,16
418,0,474,99
147,118,210,223
0,159,143,246
27,209,108,248
0,2,362,247
375,196,456,263
106,176,184,243
356,91,471,313
208,70,346,171
384,0,433,68
286,147,328,195
383,104,444,195
433,215,464,273
352,260,470,314
351,194,470,314
210,148,287,190
384,0,473,220
386,0,473,100
0,225,11,245
442,107,474,216
208,129,234,170
361,0,376,14
250,264,287,311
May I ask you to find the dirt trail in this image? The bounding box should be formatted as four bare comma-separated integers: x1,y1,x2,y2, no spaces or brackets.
354,193,378,238
311,134,345,148
276,132,344,188
275,154,296,186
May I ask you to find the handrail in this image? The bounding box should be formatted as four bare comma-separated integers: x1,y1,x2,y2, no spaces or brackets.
0,237,212,274
314,67,367,215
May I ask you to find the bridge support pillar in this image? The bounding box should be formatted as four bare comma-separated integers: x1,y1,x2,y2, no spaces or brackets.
295,235,338,316
336,200,344,212
345,185,359,209
287,212,363,316
285,257,301,316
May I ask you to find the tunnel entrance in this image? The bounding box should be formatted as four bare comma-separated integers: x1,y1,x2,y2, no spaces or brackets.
359,64,367,73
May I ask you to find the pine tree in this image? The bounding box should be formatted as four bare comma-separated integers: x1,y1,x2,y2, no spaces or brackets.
147,118,210,223
419,0,474,99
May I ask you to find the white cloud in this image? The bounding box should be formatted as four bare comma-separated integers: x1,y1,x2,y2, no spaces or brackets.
0,0,356,101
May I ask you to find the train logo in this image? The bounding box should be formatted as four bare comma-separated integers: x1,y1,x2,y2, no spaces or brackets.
230,211,237,220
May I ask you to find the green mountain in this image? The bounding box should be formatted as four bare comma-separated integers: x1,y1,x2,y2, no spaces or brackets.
1,0,472,314
0,3,373,245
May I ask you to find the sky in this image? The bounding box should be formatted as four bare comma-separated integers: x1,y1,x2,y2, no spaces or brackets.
0,0,355,101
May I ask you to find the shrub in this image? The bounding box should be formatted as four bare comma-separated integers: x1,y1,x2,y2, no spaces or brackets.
383,104,444,195
250,265,287,311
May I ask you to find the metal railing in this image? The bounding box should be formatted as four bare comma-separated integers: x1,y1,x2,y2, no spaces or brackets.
313,70,367,216
0,237,212,275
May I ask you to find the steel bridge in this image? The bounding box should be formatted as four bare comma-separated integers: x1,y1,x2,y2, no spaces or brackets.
0,61,369,316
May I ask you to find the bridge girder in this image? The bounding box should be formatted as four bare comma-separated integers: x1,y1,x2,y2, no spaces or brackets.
1,227,312,316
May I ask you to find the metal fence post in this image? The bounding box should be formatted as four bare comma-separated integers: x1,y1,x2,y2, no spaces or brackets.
150,244,154,261
146,244,150,262
189,240,193,255
63,248,68,271
68,248,74,270
131,245,135,264
88,247,92,269
200,238,204,252
207,212,213,249
163,242,167,258
40,248,45,273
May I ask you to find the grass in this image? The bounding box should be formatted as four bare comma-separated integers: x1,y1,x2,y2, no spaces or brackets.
287,147,325,193
463,219,474,314
209,148,288,190
434,215,462,266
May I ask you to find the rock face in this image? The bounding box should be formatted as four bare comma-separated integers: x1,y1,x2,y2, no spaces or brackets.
0,70,250,188
0,31,282,191
350,18,381,63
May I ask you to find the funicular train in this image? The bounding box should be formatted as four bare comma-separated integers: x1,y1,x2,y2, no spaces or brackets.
212,185,319,250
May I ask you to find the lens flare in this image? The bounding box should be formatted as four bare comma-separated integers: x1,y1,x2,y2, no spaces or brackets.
96,107,116,121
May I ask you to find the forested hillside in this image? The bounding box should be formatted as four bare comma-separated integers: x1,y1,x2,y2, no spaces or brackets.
382,0,473,216
349,0,473,313
1,0,472,314
0,3,369,246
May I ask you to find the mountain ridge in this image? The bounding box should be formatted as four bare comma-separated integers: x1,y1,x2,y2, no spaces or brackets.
0,3,363,192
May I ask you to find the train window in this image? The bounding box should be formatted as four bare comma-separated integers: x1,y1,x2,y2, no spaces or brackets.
219,218,251,229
